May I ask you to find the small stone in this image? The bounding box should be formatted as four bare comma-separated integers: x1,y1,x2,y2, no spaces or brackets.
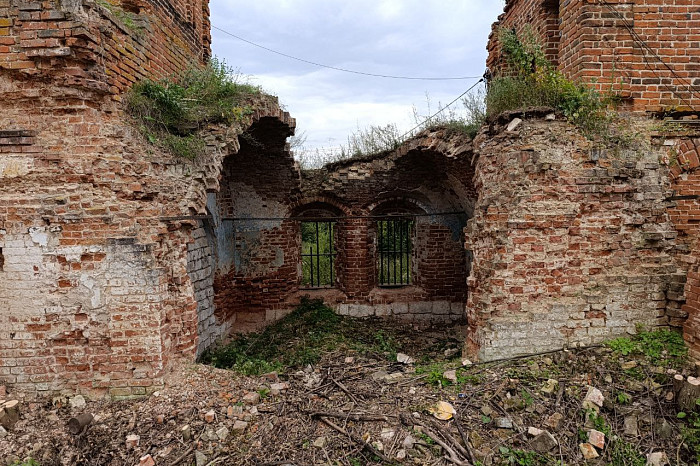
313,436,327,448
588,429,605,449
580,443,599,459
604,375,613,384
344,356,355,364
270,382,289,392
532,431,558,453
139,454,155,466
544,413,564,430
242,392,260,405
216,426,229,441
527,426,543,437
0,426,7,438
583,386,605,410
397,353,414,364
69,395,86,409
646,451,669,466
232,420,248,433
443,370,457,384
204,409,215,423
380,427,395,440
462,358,473,366
402,435,416,449
495,417,513,429
262,372,279,382
481,405,493,417
444,348,459,358
383,372,404,383
126,434,140,449
621,361,638,370
371,370,389,381
506,118,523,132
624,415,639,436
155,414,164,424
545,113,556,121
541,379,559,394
396,449,406,460
181,424,192,441
657,420,673,439
194,451,208,466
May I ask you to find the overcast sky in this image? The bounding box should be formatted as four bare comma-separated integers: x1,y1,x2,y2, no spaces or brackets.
210,1,505,155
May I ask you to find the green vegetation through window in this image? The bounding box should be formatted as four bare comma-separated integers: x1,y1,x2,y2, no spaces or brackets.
377,218,413,286
301,221,336,288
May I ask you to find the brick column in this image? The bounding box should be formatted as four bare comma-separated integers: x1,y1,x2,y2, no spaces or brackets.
336,217,375,300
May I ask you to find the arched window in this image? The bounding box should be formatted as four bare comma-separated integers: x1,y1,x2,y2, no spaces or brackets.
293,202,344,289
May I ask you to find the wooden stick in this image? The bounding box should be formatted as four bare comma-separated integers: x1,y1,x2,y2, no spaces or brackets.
400,414,471,466
318,416,392,463
453,412,478,464
309,411,395,422
331,377,360,403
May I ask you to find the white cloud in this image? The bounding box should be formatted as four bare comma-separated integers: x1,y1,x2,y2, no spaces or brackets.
210,0,505,151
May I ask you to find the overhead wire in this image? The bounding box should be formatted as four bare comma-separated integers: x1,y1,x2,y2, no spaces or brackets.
599,1,699,107
212,25,482,81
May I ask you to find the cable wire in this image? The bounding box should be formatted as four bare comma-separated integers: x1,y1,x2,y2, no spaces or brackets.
212,25,483,81
599,1,699,107
399,78,485,140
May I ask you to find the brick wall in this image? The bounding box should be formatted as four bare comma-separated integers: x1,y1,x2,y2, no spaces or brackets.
488,0,700,113
1,0,210,96
465,113,684,360
0,0,301,397
660,134,700,357
302,128,477,323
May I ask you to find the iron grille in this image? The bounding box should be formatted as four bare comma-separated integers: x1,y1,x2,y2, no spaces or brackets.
301,221,336,288
377,218,413,286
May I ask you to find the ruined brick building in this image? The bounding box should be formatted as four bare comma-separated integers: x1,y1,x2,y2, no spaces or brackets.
0,0,699,398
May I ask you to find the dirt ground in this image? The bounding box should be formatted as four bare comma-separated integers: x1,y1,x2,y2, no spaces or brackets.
1,309,698,466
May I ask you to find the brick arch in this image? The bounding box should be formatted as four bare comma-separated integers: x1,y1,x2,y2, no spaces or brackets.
289,196,351,218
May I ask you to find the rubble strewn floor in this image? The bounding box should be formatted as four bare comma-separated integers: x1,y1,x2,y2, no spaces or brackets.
1,302,698,465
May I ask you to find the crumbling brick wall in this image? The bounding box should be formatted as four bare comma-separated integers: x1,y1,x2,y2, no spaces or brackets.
299,129,477,323
0,0,300,397
488,0,700,112
660,134,700,357
465,112,684,360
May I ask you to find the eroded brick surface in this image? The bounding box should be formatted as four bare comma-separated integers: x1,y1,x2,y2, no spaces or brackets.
465,115,684,360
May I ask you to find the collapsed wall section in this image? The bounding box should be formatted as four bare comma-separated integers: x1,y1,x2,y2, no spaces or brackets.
465,113,684,360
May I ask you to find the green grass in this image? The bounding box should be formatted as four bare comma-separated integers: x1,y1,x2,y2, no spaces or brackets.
606,328,688,368
127,58,260,159
201,298,404,375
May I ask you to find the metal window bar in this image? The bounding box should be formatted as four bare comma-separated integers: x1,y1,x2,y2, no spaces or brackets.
301,221,335,288
377,218,413,286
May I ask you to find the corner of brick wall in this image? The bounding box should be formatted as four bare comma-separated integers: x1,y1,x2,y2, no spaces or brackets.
465,116,683,361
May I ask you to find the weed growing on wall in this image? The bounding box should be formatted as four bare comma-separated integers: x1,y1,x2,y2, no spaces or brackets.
127,59,260,159
488,27,613,138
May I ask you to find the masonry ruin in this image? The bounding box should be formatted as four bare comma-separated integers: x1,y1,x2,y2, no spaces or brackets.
0,0,699,398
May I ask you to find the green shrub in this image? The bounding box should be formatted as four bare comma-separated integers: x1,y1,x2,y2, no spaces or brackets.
488,27,612,138
127,58,259,159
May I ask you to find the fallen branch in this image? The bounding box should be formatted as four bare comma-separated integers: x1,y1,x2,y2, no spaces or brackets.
453,411,477,464
400,414,472,466
309,411,395,422
331,377,361,403
318,416,392,463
